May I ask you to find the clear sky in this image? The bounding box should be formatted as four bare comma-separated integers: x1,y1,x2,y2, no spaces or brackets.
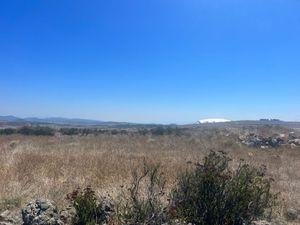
0,0,300,124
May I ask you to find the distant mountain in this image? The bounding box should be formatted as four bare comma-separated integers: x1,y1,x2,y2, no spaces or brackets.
0,115,26,122
1,115,300,129
0,116,136,127
24,117,108,125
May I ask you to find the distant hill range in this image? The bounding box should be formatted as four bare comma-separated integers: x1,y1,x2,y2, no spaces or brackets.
0,115,27,123
0,115,135,127
0,115,300,129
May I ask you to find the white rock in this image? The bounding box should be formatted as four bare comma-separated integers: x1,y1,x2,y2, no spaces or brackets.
198,118,231,124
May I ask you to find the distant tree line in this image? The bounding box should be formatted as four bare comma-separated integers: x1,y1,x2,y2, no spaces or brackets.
59,126,184,136
138,126,184,136
0,126,55,136
259,119,281,122
0,126,185,136
59,128,129,136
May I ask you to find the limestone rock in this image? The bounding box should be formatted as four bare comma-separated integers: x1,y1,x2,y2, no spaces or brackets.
22,199,63,225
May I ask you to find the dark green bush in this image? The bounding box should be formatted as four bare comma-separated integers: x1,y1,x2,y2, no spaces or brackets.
110,129,119,135
0,128,16,135
60,128,80,135
146,126,184,136
67,186,111,225
0,127,55,136
59,128,129,136
119,129,128,135
150,127,165,135
17,126,55,136
170,151,276,225
116,160,166,225
138,128,149,135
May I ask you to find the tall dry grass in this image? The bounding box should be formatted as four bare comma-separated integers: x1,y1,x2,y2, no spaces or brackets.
0,129,300,222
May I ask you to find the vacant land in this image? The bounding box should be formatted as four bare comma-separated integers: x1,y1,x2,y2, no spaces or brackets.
0,127,300,223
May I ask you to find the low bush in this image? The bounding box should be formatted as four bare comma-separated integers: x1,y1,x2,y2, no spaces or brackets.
150,126,183,136
59,128,129,136
170,151,277,225
137,126,184,136
0,126,55,136
60,128,81,135
64,153,277,225
0,128,16,135
67,186,111,225
17,126,55,136
115,160,166,225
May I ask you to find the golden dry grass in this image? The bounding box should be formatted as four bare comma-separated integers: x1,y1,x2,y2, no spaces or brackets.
0,130,300,223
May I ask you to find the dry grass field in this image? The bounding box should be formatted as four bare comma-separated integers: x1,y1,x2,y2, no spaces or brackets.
0,128,300,223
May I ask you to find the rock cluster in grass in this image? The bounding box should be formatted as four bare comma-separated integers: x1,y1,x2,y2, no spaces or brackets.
239,132,300,149
22,199,63,225
0,199,298,225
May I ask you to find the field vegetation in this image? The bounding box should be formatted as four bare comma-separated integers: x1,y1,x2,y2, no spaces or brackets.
0,126,300,224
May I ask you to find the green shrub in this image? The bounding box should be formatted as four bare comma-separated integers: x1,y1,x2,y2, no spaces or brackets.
170,151,277,225
0,128,16,135
148,126,184,136
60,128,80,135
67,186,110,225
17,126,55,136
138,128,149,135
150,127,165,135
119,129,128,135
116,160,166,225
110,129,119,135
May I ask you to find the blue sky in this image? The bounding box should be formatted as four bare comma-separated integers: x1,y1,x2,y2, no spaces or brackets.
0,0,300,123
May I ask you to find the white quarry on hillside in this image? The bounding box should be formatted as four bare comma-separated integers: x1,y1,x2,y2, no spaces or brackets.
198,118,231,124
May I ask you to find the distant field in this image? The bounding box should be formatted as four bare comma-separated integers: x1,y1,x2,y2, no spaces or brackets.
0,127,300,223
